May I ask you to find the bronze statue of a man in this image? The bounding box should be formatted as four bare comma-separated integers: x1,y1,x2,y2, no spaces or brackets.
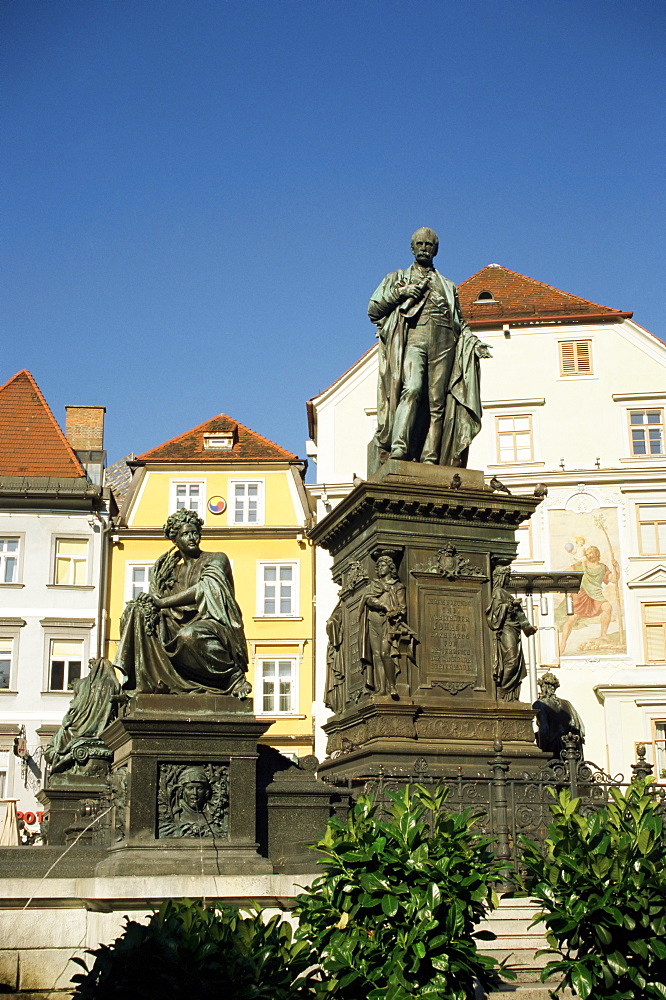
533,671,585,757
369,227,490,467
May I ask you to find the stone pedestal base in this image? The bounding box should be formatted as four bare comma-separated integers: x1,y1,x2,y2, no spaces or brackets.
319,697,546,781
95,694,272,876
310,463,550,786
38,775,111,846
266,757,345,872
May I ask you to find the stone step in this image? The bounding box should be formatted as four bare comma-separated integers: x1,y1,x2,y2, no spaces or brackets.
485,987,572,1000
480,949,550,972
481,934,552,952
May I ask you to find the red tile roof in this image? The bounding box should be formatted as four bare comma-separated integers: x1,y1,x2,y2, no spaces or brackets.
458,264,632,326
136,413,299,464
0,370,85,477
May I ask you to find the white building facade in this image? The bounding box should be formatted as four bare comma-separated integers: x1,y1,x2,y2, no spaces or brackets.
307,265,666,776
0,372,108,834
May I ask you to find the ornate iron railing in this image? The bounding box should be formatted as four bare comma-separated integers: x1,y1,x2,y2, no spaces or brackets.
321,736,666,873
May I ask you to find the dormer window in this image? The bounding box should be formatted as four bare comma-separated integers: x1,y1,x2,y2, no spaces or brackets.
473,290,497,303
204,432,234,450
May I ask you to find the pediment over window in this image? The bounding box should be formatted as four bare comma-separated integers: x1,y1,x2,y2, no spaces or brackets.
626,564,666,588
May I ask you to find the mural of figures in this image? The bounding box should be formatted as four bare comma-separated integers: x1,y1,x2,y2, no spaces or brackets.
549,507,625,656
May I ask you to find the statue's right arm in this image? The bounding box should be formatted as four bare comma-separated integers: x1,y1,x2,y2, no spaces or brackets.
368,272,406,323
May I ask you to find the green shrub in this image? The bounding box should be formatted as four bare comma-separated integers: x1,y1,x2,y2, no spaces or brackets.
520,780,666,999
70,898,320,999
294,781,513,1000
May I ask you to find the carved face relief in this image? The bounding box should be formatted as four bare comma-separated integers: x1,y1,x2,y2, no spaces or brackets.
181,780,210,811
376,555,397,579
158,763,228,839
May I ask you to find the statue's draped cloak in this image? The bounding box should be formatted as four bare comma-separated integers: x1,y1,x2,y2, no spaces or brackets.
486,586,527,701
359,578,412,691
369,266,482,465
324,603,345,714
117,550,249,695
533,694,586,755
45,657,121,767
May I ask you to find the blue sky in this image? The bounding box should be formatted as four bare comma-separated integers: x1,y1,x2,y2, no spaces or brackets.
2,0,664,469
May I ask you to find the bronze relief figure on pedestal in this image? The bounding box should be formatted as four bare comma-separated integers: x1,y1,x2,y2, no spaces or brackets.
358,551,418,699
485,564,537,701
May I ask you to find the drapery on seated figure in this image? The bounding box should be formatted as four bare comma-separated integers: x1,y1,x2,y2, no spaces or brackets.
369,227,491,467
533,671,585,757
359,551,417,698
44,657,122,775
486,565,537,701
116,509,251,697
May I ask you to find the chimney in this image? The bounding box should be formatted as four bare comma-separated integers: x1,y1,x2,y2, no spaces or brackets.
65,405,106,485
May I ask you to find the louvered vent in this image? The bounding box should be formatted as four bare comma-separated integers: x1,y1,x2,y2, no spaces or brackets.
559,340,592,376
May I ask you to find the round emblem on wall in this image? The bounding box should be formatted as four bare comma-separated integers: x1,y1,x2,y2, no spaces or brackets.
207,496,227,515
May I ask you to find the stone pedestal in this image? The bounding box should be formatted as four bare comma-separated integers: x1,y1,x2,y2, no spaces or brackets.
310,461,547,780
38,775,111,846
95,694,272,875
266,756,346,872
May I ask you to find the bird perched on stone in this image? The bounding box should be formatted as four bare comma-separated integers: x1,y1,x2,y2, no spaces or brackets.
489,476,512,495
352,474,364,487
533,483,549,498
450,473,462,490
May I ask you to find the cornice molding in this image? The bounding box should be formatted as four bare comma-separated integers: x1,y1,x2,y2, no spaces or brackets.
309,480,540,555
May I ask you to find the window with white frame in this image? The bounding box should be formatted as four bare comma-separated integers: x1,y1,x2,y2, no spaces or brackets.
655,721,666,779
257,659,297,714
0,538,19,584
53,538,89,586
638,505,666,555
230,481,264,525
48,639,85,691
496,414,533,463
170,481,205,517
629,409,664,457
258,562,298,617
203,432,234,450
0,638,12,689
125,563,153,601
514,521,533,561
642,604,666,663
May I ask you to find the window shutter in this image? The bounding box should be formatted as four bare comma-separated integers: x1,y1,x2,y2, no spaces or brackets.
559,340,592,376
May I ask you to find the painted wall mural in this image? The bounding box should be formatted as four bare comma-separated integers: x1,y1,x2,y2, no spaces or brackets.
549,506,625,656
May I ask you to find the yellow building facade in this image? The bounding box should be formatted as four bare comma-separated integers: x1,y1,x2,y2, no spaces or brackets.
105,413,315,756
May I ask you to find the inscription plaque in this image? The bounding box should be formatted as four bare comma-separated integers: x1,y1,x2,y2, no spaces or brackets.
414,575,488,695
429,596,473,674
345,591,366,702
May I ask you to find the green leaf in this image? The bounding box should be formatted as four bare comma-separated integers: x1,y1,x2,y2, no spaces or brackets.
595,923,613,946
428,882,442,910
570,963,594,998
381,894,399,917
607,951,629,975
